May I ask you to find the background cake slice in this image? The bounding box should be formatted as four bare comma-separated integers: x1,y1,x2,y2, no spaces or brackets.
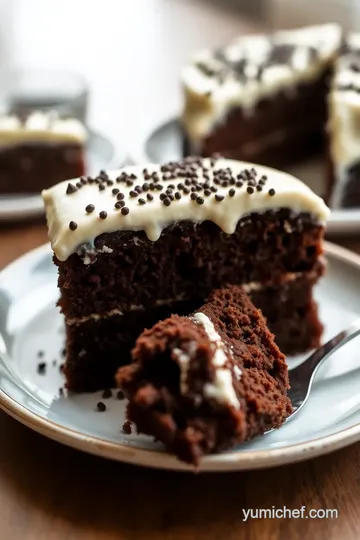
42,156,329,392
116,286,292,465
0,110,86,194
181,24,342,167
328,34,360,208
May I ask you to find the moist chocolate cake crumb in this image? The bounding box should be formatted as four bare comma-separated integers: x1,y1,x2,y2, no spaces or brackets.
122,421,132,434
96,401,106,412
102,388,113,399
116,285,291,465
37,362,47,374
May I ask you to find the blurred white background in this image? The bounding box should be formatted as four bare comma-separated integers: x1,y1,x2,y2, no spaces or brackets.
0,0,357,159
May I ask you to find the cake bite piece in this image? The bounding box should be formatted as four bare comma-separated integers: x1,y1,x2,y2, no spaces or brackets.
182,24,342,167
328,34,360,208
0,110,86,194
116,286,292,465
42,156,329,392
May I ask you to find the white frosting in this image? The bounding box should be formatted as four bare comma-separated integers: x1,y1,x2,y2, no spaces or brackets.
0,110,87,146
173,344,195,394
328,34,360,206
42,158,330,262
191,312,239,409
182,24,342,143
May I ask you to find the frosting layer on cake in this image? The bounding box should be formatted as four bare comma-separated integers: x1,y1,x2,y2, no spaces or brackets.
328,34,360,206
42,157,330,261
0,111,87,146
182,24,342,143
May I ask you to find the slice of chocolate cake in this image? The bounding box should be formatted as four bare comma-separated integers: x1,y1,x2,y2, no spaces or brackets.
0,110,86,194
328,34,360,208
116,286,292,465
182,24,342,167
42,156,329,392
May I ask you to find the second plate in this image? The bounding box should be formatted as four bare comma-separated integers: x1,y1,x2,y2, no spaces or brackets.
133,117,360,236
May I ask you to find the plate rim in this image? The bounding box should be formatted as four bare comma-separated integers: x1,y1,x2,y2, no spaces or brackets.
1,241,360,472
0,128,128,222
131,116,360,236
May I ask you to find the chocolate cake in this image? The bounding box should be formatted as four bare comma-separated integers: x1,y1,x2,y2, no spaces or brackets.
0,111,86,194
181,24,342,168
328,34,360,208
42,156,329,392
116,286,292,465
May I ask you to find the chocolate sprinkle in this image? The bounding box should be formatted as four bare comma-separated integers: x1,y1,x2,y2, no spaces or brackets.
69,221,78,231
268,188,276,196
37,362,46,375
99,211,107,219
102,388,113,399
247,186,254,194
196,196,205,205
85,204,95,213
96,401,106,412
121,207,130,215
138,198,146,205
66,183,77,195
122,420,132,434
147,193,154,201
117,390,125,400
215,194,224,202
229,188,235,197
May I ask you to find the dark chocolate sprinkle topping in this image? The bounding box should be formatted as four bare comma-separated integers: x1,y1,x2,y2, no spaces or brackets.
99,211,107,219
85,204,95,213
69,221,78,230
66,183,77,195
96,402,106,412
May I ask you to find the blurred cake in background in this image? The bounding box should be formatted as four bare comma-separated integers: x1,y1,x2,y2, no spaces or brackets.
328,34,360,208
181,24,342,168
0,110,86,194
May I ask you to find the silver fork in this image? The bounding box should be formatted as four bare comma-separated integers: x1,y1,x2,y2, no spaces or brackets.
286,318,360,422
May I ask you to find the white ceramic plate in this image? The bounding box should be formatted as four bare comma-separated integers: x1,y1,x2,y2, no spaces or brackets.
132,117,360,236
0,129,127,222
1,242,360,472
